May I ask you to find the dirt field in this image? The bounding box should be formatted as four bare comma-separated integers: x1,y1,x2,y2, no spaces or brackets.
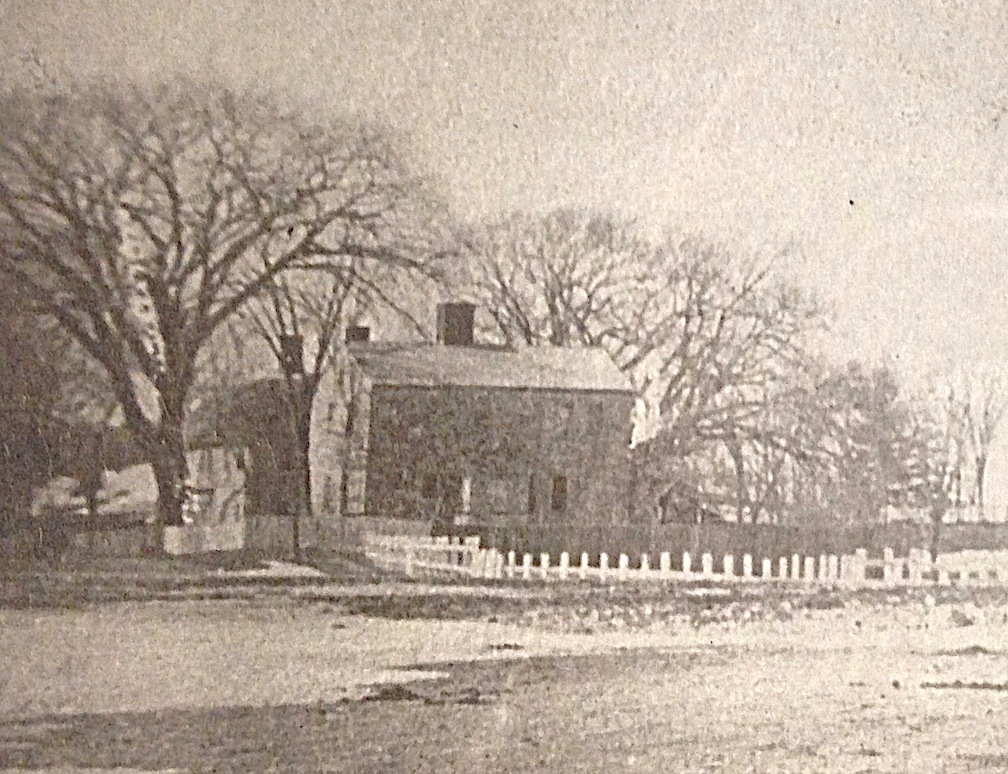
2,586,1008,772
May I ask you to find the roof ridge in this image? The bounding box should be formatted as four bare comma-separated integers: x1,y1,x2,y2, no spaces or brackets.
348,342,634,393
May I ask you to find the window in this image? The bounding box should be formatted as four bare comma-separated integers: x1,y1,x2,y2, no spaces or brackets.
591,397,605,424
341,470,366,517
549,401,573,431
421,473,439,500
322,476,334,512
344,404,355,438
485,477,510,514
551,475,568,513
338,471,349,517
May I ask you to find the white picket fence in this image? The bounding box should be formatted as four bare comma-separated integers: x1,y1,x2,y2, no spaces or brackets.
934,549,1008,585
363,534,860,585
362,534,1008,589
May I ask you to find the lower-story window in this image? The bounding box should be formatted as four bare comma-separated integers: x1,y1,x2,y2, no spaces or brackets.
551,475,568,513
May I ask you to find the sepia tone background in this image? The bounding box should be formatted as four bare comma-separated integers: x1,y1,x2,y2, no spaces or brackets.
2,1,1007,362
5,0,1008,499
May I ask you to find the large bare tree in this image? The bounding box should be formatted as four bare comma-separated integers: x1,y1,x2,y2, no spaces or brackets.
0,81,448,526
464,210,824,518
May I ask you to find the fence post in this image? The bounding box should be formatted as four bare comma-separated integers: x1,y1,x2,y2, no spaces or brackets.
761,557,772,580
507,550,517,580
855,548,868,586
559,551,570,581
599,552,609,581
817,554,828,582
618,553,629,581
701,552,714,577
883,547,895,585
435,535,449,567
540,552,550,581
683,552,692,574
827,554,839,583
791,554,801,580
640,553,651,574
907,548,926,585
580,552,589,580
521,552,532,581
723,554,735,578
779,557,788,579
803,556,816,582
659,551,671,574
906,549,919,585
742,554,753,579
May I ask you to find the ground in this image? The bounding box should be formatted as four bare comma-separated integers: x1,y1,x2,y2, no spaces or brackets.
2,559,1008,772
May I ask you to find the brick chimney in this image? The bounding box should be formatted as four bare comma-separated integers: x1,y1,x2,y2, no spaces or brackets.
278,334,304,376
345,325,370,343
436,302,475,346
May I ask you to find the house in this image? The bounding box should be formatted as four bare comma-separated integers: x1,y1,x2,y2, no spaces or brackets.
184,377,300,553
186,302,637,550
309,302,637,541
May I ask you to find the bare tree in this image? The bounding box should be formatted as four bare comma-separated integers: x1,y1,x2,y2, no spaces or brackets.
933,381,971,510
464,210,824,520
907,382,974,556
958,368,1008,514
0,81,449,526
237,258,437,558
0,285,61,526
466,210,655,354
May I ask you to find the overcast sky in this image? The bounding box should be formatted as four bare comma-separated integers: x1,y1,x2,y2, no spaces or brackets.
3,0,1008,380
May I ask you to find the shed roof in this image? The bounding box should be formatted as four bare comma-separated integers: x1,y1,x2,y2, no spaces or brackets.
348,342,634,393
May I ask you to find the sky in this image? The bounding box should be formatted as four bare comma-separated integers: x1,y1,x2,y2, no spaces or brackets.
2,0,1008,380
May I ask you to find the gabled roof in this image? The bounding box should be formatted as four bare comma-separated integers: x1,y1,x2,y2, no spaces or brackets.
348,342,634,394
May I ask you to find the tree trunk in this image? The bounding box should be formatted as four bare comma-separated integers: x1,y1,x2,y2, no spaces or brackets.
292,408,313,563
152,386,189,528
930,506,945,562
152,438,186,527
976,454,988,518
929,484,951,561
728,442,748,522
